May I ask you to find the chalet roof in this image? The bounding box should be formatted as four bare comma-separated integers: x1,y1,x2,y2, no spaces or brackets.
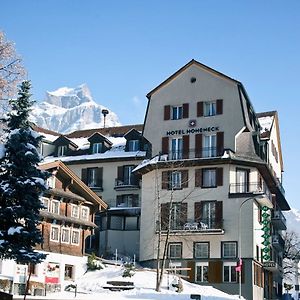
31,124,60,137
39,160,107,209
66,124,144,139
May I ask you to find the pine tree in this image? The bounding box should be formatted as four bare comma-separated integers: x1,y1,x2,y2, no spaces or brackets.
0,81,48,265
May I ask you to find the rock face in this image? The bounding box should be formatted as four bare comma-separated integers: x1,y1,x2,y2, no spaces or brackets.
30,84,121,133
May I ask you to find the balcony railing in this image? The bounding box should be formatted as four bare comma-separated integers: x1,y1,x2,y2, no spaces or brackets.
271,209,287,230
162,147,223,161
229,182,273,202
114,178,139,189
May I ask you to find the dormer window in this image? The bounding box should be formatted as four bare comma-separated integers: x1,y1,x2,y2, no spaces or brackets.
58,145,67,156
128,140,139,151
92,142,102,154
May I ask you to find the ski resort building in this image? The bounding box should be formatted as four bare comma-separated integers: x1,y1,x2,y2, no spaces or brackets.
4,59,288,299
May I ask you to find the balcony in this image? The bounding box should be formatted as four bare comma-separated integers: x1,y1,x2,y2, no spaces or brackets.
114,178,140,191
162,147,223,161
271,209,287,230
272,234,285,251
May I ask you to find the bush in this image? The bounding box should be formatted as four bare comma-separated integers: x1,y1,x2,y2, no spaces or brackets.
87,253,103,271
122,263,135,278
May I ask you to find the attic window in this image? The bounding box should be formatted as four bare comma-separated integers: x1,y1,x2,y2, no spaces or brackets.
92,142,102,154
58,145,67,156
128,140,139,151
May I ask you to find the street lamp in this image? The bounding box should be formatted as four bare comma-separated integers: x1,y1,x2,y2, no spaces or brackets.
238,193,273,299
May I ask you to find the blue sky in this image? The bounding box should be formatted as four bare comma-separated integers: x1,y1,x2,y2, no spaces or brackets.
1,0,299,209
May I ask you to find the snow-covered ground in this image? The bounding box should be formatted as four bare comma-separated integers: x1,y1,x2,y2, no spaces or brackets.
14,264,241,300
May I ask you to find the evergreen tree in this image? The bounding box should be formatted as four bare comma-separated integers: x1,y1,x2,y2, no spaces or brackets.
0,81,48,265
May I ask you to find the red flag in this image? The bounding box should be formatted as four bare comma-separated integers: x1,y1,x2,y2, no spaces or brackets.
235,259,243,272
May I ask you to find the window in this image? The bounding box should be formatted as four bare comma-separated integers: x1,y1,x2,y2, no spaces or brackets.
196,263,209,282
128,140,139,151
64,265,74,280
57,145,67,156
202,169,216,187
71,205,79,218
223,262,237,282
170,138,183,159
222,242,237,258
170,203,184,230
194,242,209,258
81,207,89,220
125,216,139,230
46,176,55,188
236,168,249,193
202,201,216,229
51,200,60,214
92,142,102,154
71,229,80,245
171,171,182,189
50,225,60,242
203,134,216,157
61,227,70,243
204,101,216,117
123,165,135,185
168,243,182,259
172,106,183,120
87,168,99,187
110,216,124,230
41,197,50,211
116,194,139,207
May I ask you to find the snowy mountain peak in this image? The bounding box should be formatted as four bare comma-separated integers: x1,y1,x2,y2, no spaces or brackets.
30,84,121,134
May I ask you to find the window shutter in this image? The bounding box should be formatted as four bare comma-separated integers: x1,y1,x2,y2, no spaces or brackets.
116,195,122,206
162,171,169,189
180,203,188,225
197,101,203,117
195,134,202,158
81,169,87,184
216,168,223,186
216,132,224,156
117,166,123,181
194,202,203,222
164,105,171,120
208,261,222,283
96,167,103,187
182,135,189,159
216,99,223,115
215,201,223,228
181,170,189,188
161,203,170,230
162,137,169,155
195,169,202,187
187,261,195,282
183,103,189,118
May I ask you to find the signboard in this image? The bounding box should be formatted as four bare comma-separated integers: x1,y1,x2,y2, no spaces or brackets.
14,265,27,284
45,262,60,284
166,126,220,136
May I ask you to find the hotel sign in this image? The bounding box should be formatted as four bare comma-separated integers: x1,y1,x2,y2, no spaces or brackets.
166,126,220,136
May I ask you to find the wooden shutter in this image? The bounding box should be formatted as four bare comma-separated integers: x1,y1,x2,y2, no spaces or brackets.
117,166,123,181
194,202,203,222
195,134,202,158
195,169,202,187
162,137,169,155
215,201,223,228
197,101,203,117
96,167,103,187
208,261,222,283
183,103,189,118
81,168,87,184
216,131,224,156
162,171,169,189
161,203,170,230
181,170,189,188
164,105,171,120
182,135,189,159
187,261,195,282
216,168,223,186
216,99,223,115
180,203,188,225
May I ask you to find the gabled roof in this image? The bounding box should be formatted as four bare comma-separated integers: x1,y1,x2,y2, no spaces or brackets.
66,124,144,138
124,128,142,139
39,160,107,209
87,132,113,145
53,135,78,148
146,59,240,99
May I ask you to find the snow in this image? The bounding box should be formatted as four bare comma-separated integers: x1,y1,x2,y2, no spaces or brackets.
48,87,74,97
17,264,240,300
258,116,274,133
40,133,59,142
7,226,23,235
0,143,5,159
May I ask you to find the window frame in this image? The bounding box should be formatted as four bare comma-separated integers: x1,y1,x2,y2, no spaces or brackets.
168,242,182,259
41,197,50,211
81,206,90,221
92,142,102,154
71,204,80,218
223,262,238,283
222,241,237,259
195,262,209,282
51,200,60,215
87,168,98,188
71,228,80,245
170,137,183,160
172,105,183,120
128,139,140,151
202,168,217,188
57,145,67,157
171,171,182,189
61,227,71,244
194,242,210,259
203,134,217,157
50,225,60,242
204,101,216,117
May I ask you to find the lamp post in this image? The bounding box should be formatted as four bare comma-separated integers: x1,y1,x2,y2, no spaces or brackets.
238,193,272,299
